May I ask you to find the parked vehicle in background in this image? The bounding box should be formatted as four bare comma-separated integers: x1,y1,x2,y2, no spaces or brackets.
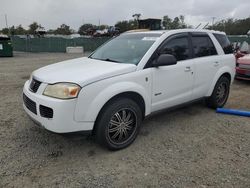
93,26,120,37
23,29,235,150
234,41,250,59
236,54,250,80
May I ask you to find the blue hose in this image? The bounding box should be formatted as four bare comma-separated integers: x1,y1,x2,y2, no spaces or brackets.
216,108,250,117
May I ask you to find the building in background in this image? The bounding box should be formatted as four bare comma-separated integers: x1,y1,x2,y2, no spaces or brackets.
138,18,162,30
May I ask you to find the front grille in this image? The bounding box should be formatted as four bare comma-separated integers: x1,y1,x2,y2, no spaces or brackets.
23,94,37,114
39,105,54,118
29,78,41,93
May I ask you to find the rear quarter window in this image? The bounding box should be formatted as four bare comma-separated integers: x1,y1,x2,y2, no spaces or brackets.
213,34,233,54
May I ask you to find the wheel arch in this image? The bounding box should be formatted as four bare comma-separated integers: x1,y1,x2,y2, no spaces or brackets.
92,91,146,134
206,69,232,97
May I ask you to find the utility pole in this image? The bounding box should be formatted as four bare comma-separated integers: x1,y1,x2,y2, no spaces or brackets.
212,17,216,30
5,14,9,28
4,14,10,35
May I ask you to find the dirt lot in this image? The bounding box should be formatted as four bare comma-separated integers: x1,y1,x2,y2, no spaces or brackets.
0,52,249,188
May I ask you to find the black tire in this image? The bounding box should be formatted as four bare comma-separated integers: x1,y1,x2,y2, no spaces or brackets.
206,76,230,109
95,98,142,150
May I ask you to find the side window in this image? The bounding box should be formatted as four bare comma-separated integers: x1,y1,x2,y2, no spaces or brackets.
213,33,233,54
192,36,218,58
160,36,190,61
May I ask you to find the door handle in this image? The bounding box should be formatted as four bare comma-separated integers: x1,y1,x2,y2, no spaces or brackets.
214,61,219,67
184,66,191,72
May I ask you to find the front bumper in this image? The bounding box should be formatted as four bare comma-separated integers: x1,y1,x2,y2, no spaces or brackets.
236,67,250,80
23,80,94,133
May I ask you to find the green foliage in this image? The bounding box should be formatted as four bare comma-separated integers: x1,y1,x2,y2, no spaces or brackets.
1,16,250,36
0,25,27,35
115,20,137,33
1,28,9,35
132,13,141,20
99,25,109,30
15,25,27,35
78,24,96,35
162,15,187,29
208,17,250,35
54,24,72,35
29,22,39,34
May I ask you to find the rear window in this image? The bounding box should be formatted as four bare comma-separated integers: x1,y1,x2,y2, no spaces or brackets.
213,33,233,54
192,36,217,57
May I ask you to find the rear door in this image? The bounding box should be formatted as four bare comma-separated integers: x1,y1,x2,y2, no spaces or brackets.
190,32,219,99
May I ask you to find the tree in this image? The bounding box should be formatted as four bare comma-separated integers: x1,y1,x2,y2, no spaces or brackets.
115,20,137,33
78,24,95,35
208,17,250,35
132,13,141,21
132,13,141,29
0,28,9,35
179,15,187,28
99,25,109,30
162,15,187,29
162,15,172,29
54,24,72,35
15,25,26,35
28,22,39,34
172,17,180,29
9,26,15,35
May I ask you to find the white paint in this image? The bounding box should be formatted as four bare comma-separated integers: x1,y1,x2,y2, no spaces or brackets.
23,29,235,133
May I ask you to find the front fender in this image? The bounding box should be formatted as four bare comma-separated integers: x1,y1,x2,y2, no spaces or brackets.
74,81,151,122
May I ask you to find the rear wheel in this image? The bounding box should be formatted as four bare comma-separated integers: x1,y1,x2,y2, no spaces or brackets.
95,98,142,150
206,76,230,109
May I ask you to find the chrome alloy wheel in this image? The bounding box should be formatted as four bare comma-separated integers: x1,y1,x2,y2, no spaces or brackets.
216,81,228,105
108,108,137,145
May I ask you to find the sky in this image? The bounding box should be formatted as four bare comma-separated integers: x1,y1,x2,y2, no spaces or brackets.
0,0,250,30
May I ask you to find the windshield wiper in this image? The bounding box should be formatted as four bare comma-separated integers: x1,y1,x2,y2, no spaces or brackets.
88,57,121,63
102,58,120,63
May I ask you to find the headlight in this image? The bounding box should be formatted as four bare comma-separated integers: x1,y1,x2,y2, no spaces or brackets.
43,83,81,99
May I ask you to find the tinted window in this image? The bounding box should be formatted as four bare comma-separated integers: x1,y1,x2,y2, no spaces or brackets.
192,36,217,57
161,36,190,61
213,34,233,54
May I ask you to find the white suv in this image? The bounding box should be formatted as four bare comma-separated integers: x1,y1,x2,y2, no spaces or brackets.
23,29,235,150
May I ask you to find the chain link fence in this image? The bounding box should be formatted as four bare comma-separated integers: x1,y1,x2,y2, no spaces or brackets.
228,36,250,44
10,35,250,53
11,36,111,53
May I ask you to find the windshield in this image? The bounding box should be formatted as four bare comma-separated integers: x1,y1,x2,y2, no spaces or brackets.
89,33,161,65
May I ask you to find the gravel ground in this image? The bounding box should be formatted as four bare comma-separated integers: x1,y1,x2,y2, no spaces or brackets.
0,52,249,188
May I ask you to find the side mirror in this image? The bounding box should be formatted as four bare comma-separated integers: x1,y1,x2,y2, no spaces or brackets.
153,54,177,67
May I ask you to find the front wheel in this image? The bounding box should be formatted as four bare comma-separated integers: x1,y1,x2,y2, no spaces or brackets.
206,76,230,109
95,98,142,150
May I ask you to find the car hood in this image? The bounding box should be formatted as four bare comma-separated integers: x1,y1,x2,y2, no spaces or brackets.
32,57,137,86
238,54,250,64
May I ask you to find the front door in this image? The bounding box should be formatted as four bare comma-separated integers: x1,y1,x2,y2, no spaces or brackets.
151,33,194,112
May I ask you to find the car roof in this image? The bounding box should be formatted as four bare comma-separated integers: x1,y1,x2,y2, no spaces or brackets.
125,29,226,36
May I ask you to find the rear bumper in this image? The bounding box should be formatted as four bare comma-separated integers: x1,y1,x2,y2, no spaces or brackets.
235,67,250,80
23,80,94,133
